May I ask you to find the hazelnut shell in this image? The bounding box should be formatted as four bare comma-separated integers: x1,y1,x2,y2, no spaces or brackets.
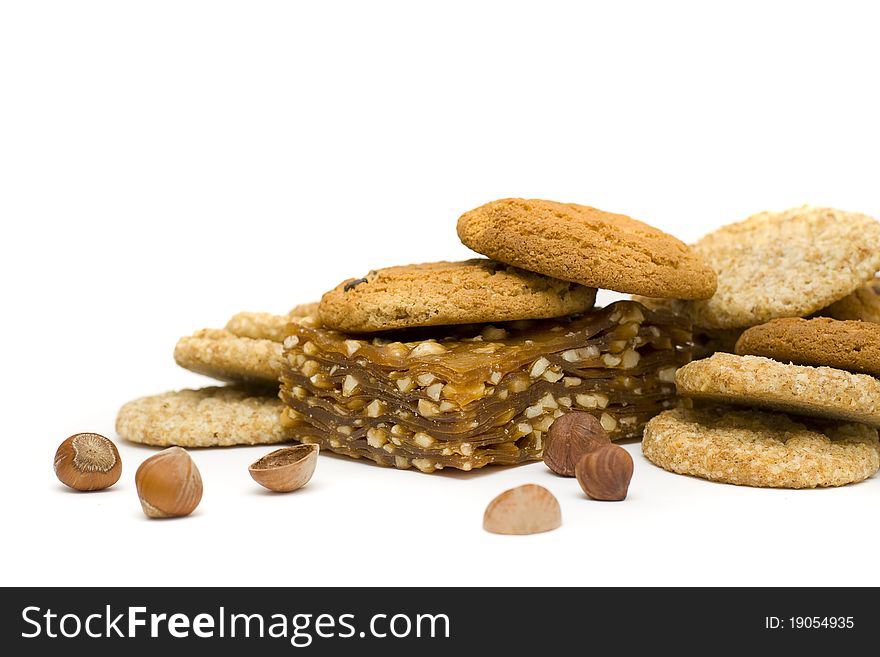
483,484,562,535
248,444,319,492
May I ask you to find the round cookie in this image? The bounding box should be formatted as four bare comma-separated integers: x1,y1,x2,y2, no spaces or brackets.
226,311,295,342
174,328,282,386
116,386,288,447
642,407,880,488
318,259,598,333
457,199,716,299
289,302,320,318
736,317,880,377
675,353,880,427
687,206,880,329
225,305,319,342
820,279,880,323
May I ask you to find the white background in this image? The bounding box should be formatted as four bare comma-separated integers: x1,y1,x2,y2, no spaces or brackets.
2,1,878,587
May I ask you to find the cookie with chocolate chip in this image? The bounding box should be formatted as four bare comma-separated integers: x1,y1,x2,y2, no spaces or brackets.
318,259,597,333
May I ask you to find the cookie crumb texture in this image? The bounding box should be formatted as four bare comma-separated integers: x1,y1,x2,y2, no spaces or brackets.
318,259,597,333
675,353,880,427
643,407,880,488
736,317,880,377
174,329,282,385
688,206,880,329
225,311,295,342
116,386,288,447
456,199,717,299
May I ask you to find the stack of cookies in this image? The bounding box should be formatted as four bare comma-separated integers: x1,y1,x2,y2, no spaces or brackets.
642,207,880,488
636,206,880,355
118,198,716,473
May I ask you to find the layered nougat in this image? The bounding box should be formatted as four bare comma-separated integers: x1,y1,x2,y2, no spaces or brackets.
279,301,691,473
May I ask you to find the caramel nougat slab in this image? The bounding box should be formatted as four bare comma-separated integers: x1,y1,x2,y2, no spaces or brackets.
279,302,692,473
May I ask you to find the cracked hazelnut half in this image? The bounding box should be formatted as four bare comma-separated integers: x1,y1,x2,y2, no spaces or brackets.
483,484,562,535
248,444,319,492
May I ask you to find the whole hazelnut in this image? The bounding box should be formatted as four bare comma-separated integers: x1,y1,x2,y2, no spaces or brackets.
575,443,634,501
135,447,203,519
248,444,318,492
483,484,562,535
54,433,122,491
543,412,610,477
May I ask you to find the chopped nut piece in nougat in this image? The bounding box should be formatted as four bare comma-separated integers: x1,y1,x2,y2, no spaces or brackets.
279,301,691,473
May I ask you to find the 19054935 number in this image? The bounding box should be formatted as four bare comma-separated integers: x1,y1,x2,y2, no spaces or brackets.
790,617,854,629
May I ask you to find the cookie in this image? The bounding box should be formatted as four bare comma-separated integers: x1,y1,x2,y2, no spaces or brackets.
225,303,319,342
686,206,880,329
174,328,282,386
318,259,598,333
116,386,288,447
636,278,880,361
289,302,319,318
736,317,880,377
820,279,880,323
675,353,880,427
642,407,880,488
456,198,717,299
225,312,294,342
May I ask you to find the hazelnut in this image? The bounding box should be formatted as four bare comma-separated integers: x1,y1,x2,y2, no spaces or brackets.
135,447,203,519
575,443,633,501
248,444,318,492
483,484,562,535
543,412,610,477
54,433,122,491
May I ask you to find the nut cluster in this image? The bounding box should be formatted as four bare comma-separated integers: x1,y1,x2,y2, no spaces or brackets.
545,411,635,501
55,430,328,519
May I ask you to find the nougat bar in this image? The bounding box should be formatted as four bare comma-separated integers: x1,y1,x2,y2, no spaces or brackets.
279,301,692,473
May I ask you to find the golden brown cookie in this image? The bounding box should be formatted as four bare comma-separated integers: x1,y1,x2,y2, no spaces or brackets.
675,353,880,427
736,317,880,376
289,302,319,318
642,407,880,488
318,259,598,333
174,328,282,386
457,199,716,299
820,279,880,323
225,303,319,342
686,206,880,329
116,386,289,447
225,312,293,342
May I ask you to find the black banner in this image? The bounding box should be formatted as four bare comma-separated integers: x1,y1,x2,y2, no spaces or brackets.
1,587,873,654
